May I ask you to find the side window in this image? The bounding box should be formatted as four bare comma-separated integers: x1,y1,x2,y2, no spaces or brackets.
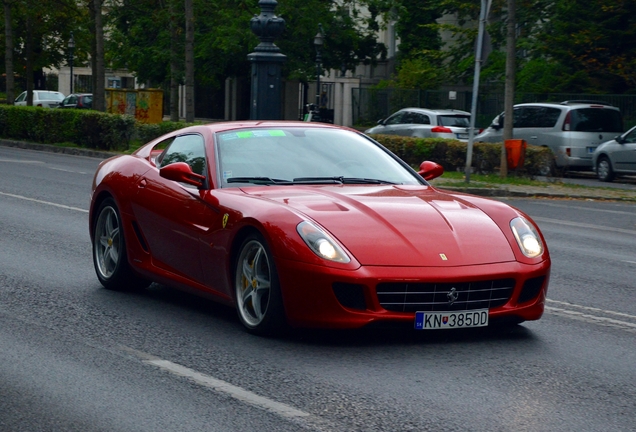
159,134,207,176
539,107,562,128
514,107,539,128
385,112,405,125
413,113,430,125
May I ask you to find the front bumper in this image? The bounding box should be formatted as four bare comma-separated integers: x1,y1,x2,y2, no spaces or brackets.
276,258,550,329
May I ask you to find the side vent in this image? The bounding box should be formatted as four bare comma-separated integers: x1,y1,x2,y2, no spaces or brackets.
518,276,545,304
333,283,367,311
131,221,149,253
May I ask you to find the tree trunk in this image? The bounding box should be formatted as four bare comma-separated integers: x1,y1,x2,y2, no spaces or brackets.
501,0,516,178
25,11,33,105
92,0,105,111
185,0,195,122
169,0,179,122
4,1,14,104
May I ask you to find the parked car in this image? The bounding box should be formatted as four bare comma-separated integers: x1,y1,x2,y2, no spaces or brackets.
365,107,476,141
592,125,636,182
90,121,550,335
14,90,65,108
58,93,93,109
475,101,624,171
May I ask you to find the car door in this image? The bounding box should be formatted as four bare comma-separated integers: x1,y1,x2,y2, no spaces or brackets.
407,112,433,137
132,133,217,285
613,128,636,172
380,111,412,136
14,92,26,106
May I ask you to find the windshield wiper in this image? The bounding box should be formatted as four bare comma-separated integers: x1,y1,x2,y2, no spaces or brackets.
292,176,398,185
226,176,293,185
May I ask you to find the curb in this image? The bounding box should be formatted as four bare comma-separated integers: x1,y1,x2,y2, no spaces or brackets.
0,139,118,159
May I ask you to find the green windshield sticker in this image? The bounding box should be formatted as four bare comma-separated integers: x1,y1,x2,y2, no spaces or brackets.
221,130,286,140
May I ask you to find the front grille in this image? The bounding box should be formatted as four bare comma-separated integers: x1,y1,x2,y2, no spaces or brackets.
376,279,515,313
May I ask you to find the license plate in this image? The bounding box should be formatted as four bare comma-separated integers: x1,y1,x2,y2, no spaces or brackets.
414,309,488,330
456,133,469,139
587,146,597,154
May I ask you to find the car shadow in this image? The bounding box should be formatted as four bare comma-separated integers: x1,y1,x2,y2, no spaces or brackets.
100,283,540,347
281,322,538,347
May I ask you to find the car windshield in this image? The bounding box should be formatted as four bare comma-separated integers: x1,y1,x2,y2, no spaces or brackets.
438,115,470,127
216,127,423,186
570,108,623,132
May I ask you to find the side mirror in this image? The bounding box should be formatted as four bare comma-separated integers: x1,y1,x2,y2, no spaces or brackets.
377,118,385,126
160,162,205,188
615,135,625,144
418,161,444,181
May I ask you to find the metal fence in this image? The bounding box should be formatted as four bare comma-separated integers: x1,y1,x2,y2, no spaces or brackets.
353,87,636,130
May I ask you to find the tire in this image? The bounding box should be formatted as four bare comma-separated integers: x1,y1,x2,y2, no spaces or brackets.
596,156,615,182
234,233,286,335
92,197,151,291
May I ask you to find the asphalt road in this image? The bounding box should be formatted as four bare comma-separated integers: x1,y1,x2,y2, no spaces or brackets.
1,146,635,431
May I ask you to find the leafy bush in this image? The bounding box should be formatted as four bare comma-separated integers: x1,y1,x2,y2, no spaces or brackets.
134,120,191,144
368,134,555,177
0,105,136,150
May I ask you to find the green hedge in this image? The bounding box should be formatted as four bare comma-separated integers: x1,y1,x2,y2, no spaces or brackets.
0,105,554,177
0,105,136,151
368,134,555,177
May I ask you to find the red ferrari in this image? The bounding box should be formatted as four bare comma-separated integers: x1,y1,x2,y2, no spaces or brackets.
90,121,550,335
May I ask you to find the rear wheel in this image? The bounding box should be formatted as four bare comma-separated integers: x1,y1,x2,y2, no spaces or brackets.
92,198,150,291
596,156,615,182
234,233,286,335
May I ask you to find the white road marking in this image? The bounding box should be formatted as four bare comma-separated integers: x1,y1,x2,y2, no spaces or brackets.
546,299,636,320
48,167,88,174
146,359,310,418
119,346,309,418
532,216,636,236
623,260,636,265
0,191,88,213
545,299,636,333
0,159,44,163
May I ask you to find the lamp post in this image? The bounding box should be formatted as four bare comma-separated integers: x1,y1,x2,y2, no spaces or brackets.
313,25,324,110
68,32,75,94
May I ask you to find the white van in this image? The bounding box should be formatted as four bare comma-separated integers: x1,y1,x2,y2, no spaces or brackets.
475,101,624,170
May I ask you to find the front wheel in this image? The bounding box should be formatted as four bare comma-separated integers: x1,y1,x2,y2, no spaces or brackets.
596,156,615,182
92,197,150,291
234,233,286,335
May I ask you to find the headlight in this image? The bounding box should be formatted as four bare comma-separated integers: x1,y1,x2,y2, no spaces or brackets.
296,221,351,263
510,217,544,258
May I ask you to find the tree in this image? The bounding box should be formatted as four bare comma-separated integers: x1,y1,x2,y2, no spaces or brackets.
184,0,194,122
4,0,14,104
91,0,105,111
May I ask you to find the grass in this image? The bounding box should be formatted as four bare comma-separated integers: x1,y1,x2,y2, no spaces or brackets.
433,170,553,187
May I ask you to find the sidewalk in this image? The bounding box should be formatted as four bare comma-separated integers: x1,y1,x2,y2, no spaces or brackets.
2,138,636,202
430,178,636,202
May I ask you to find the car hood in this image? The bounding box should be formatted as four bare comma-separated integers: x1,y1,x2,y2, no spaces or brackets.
241,185,517,266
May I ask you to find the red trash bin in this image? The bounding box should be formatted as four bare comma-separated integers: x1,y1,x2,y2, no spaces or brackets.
505,139,527,169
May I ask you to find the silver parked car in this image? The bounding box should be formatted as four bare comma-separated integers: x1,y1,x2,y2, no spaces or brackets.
592,125,636,182
365,107,474,141
14,90,65,108
475,101,624,170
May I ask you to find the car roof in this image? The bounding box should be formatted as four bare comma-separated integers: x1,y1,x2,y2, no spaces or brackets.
398,107,471,116
183,121,358,135
513,101,619,110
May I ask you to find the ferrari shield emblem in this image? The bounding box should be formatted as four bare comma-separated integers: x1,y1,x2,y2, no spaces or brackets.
439,253,448,261
222,213,229,228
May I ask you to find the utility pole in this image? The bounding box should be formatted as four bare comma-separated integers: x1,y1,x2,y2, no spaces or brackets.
465,0,492,183
501,0,516,178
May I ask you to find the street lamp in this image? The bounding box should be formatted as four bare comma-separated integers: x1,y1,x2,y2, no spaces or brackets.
68,32,75,94
313,24,324,110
